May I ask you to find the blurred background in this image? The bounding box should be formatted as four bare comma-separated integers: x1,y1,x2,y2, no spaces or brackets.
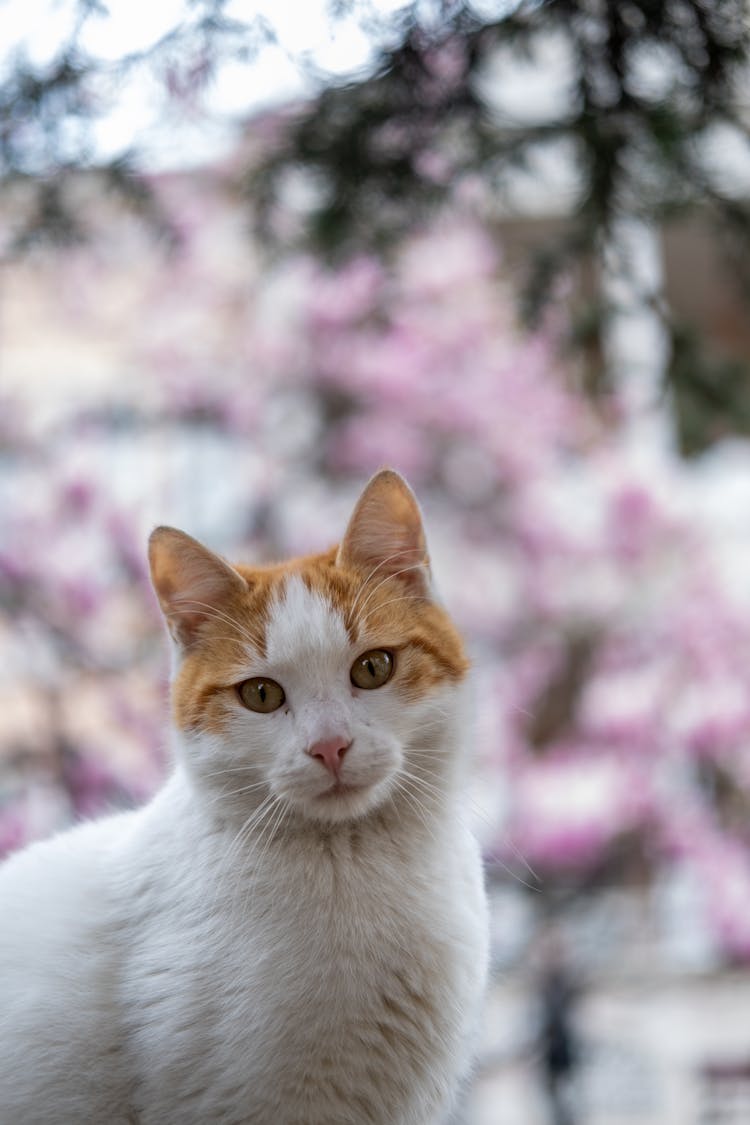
2,1,750,1122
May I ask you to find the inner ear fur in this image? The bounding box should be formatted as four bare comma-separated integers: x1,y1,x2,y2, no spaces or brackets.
148,526,248,649
336,469,431,596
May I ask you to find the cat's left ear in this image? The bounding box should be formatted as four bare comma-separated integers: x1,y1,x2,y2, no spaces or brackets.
336,469,432,597
148,526,248,650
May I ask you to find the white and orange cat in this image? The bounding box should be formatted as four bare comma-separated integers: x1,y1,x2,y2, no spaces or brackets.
0,469,488,1125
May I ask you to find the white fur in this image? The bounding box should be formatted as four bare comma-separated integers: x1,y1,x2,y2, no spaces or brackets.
0,576,488,1124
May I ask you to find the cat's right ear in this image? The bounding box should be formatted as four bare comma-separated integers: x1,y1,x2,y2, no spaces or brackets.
148,526,248,651
336,469,431,597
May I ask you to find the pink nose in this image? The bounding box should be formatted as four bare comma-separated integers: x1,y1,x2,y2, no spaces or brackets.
306,736,351,777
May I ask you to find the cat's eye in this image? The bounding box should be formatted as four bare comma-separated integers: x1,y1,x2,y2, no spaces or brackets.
350,649,394,690
237,678,286,713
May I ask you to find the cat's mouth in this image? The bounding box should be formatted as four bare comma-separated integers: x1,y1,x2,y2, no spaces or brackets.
277,766,396,822
286,771,394,823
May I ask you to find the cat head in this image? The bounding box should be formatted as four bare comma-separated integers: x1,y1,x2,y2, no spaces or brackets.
149,469,468,826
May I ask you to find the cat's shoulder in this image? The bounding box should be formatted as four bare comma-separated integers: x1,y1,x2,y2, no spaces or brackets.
0,805,140,933
1,804,133,873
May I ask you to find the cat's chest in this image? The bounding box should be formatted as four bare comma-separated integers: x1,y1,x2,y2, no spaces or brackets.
217,832,457,1000
121,817,487,1125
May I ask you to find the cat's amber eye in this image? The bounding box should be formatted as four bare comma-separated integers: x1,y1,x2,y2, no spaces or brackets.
237,678,286,714
350,649,394,690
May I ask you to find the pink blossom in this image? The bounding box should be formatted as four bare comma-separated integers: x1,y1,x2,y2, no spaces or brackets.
308,257,384,328
5,177,750,967
503,753,653,872
327,413,433,479
60,479,97,516
0,807,27,859
607,484,663,564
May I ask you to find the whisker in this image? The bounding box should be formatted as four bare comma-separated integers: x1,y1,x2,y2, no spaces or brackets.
208,793,277,916
348,547,427,620
224,804,276,923
163,627,264,658
497,834,542,885
398,768,445,803
485,851,541,894
399,763,538,888
359,594,431,629
238,798,290,919
201,765,263,779
167,600,266,650
355,563,429,624
207,780,270,803
508,704,536,721
394,778,442,849
222,795,281,922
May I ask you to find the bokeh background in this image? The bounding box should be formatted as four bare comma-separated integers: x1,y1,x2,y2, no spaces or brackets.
3,2,750,1122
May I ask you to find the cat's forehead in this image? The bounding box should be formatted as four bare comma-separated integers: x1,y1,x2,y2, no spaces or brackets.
264,574,351,667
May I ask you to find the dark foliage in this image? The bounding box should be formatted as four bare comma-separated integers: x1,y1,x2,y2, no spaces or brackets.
253,2,749,269
3,0,750,450
250,0,750,451
0,0,271,252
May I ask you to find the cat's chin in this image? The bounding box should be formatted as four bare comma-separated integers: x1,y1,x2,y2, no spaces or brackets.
286,777,393,825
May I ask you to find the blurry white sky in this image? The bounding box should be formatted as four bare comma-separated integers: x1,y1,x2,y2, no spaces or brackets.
0,0,513,168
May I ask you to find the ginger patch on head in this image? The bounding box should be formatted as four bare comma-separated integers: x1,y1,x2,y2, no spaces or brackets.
150,470,468,736
165,566,279,734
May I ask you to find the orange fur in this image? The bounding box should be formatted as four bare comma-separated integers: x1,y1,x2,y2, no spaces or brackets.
169,549,467,733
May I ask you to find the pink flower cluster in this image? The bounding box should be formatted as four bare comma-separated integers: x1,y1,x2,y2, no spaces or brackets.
3,176,750,965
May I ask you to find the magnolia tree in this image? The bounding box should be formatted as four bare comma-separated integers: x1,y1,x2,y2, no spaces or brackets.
2,175,750,964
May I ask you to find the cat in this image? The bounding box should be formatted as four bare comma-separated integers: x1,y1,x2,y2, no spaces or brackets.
0,468,489,1125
